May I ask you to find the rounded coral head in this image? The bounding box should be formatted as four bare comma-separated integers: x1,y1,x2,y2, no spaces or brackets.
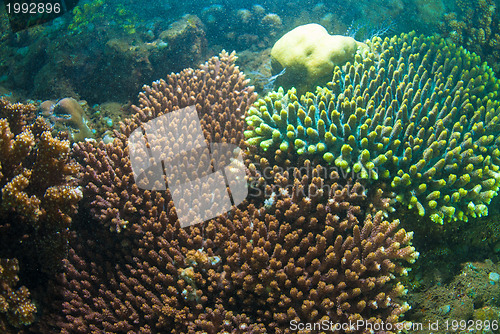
249,32,500,224
39,97,94,142
271,23,368,94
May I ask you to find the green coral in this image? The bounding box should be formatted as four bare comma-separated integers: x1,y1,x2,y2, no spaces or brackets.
245,32,500,224
68,0,105,34
68,0,138,35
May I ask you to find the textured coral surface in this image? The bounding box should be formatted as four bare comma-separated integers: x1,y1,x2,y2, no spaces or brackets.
245,32,500,224
43,163,417,333
0,99,82,330
2,0,500,331
36,52,419,333
0,258,36,328
75,51,256,233
0,98,82,230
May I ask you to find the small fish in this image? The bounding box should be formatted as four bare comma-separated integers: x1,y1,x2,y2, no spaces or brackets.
250,65,287,93
263,68,286,92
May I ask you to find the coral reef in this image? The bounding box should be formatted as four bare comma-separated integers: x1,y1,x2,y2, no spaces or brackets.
271,23,369,94
0,98,36,135
441,0,500,75
43,161,417,333
0,0,450,104
215,160,418,331
201,4,283,51
0,10,208,104
1,0,498,331
0,98,82,275
245,32,500,224
0,0,436,104
0,258,37,328
74,51,256,233
51,51,418,333
407,260,500,333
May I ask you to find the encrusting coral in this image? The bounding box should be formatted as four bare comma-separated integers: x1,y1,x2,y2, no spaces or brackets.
41,51,419,333
42,160,417,333
0,258,37,328
245,32,500,224
51,51,260,332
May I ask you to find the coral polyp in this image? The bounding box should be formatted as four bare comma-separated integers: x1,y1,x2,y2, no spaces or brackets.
245,32,500,224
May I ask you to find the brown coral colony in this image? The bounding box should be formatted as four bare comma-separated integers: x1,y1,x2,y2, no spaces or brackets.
33,51,417,333
0,98,82,329
0,49,420,332
215,160,418,331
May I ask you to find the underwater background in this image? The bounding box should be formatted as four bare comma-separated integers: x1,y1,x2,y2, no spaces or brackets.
2,0,500,332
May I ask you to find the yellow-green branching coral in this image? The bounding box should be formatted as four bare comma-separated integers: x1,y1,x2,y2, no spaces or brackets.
245,32,500,224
